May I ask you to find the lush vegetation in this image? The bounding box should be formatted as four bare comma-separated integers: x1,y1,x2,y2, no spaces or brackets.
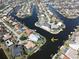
20,35,27,40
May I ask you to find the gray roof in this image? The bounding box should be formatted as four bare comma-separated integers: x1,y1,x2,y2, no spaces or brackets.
65,48,78,59
11,45,23,57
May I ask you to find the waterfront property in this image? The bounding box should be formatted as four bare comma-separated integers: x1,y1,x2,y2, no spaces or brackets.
49,0,79,19
16,2,31,18
18,27,46,56
52,27,79,59
35,2,65,34
0,16,46,59
35,13,65,34
9,2,79,59
0,0,79,59
0,21,17,59
11,45,23,58
2,16,26,36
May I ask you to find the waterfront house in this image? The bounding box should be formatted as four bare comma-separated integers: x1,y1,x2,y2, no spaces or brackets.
28,33,40,42
24,41,36,49
64,47,78,59
11,45,23,58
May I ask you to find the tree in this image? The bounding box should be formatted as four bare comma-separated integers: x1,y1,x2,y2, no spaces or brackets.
20,36,27,41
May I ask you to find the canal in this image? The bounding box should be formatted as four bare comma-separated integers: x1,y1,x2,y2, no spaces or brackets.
0,48,8,59
10,3,79,59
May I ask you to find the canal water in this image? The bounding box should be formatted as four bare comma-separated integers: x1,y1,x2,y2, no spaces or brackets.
10,4,79,59
0,48,8,59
